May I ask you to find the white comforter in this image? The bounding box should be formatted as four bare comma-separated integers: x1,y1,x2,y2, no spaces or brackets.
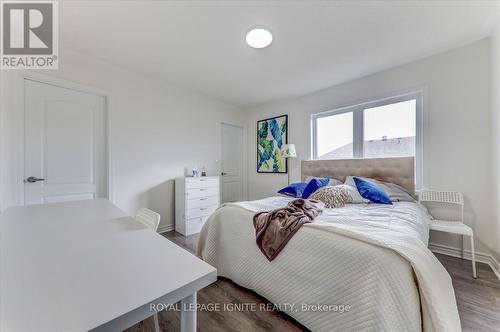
198,196,461,332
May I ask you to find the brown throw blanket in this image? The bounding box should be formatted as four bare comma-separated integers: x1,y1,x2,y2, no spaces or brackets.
253,198,324,261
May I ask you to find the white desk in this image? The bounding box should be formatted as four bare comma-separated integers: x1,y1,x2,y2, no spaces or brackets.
0,199,216,331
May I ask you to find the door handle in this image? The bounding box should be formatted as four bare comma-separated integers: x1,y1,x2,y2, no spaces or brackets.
26,176,45,183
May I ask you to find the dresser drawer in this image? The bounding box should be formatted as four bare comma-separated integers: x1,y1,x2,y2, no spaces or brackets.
175,176,220,236
185,187,218,199
186,205,218,219
185,177,219,189
185,216,209,235
186,196,219,209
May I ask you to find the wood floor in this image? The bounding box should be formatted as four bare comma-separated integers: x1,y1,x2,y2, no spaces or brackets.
126,231,500,332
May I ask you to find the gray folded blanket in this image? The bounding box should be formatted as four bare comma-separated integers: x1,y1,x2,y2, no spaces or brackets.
253,198,324,261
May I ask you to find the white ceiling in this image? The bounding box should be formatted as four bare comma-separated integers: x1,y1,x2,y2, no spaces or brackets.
61,1,499,108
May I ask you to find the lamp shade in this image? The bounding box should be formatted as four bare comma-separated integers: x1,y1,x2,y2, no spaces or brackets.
281,144,297,158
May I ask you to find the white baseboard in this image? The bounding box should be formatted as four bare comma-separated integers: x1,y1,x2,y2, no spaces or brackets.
429,242,500,280
157,224,175,234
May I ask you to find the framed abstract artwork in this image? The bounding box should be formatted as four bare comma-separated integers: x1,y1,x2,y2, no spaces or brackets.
257,114,288,173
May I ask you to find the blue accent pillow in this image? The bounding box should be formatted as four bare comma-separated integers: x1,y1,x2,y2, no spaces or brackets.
278,182,307,198
302,177,330,199
353,177,392,204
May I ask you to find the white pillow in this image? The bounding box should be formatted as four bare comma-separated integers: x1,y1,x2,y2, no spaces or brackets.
344,176,359,188
306,176,342,187
334,184,370,204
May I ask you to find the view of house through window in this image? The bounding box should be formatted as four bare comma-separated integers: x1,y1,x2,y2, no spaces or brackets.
313,95,419,161
363,99,416,158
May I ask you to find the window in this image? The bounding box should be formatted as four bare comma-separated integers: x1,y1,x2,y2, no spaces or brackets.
316,111,353,159
311,92,422,186
363,99,416,158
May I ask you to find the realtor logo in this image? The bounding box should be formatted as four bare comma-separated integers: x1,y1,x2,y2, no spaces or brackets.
1,1,58,69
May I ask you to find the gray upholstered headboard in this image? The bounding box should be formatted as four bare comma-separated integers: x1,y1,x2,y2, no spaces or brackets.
301,157,415,195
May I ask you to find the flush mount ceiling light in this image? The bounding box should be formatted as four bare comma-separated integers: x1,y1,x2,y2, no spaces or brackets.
246,28,273,49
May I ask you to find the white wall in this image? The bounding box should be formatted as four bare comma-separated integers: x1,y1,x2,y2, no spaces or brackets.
0,71,17,212
246,39,494,256
491,9,500,264
0,48,246,231
0,72,5,212
1,33,497,263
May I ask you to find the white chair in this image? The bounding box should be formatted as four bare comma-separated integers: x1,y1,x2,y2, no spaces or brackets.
135,208,161,331
136,208,161,232
418,190,476,278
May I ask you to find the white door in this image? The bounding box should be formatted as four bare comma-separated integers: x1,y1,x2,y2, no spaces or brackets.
24,79,107,205
221,123,244,203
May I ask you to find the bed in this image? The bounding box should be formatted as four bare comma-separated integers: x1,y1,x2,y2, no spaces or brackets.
197,157,460,332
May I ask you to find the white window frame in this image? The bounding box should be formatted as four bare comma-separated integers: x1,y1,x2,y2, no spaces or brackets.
311,91,423,188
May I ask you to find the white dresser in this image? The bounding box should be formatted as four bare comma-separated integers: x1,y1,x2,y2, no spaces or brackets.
175,176,220,236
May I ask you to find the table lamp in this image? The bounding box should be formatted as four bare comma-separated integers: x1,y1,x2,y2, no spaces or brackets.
281,144,297,185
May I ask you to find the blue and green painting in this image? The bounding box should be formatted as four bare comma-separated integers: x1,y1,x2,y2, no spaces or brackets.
257,115,287,173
